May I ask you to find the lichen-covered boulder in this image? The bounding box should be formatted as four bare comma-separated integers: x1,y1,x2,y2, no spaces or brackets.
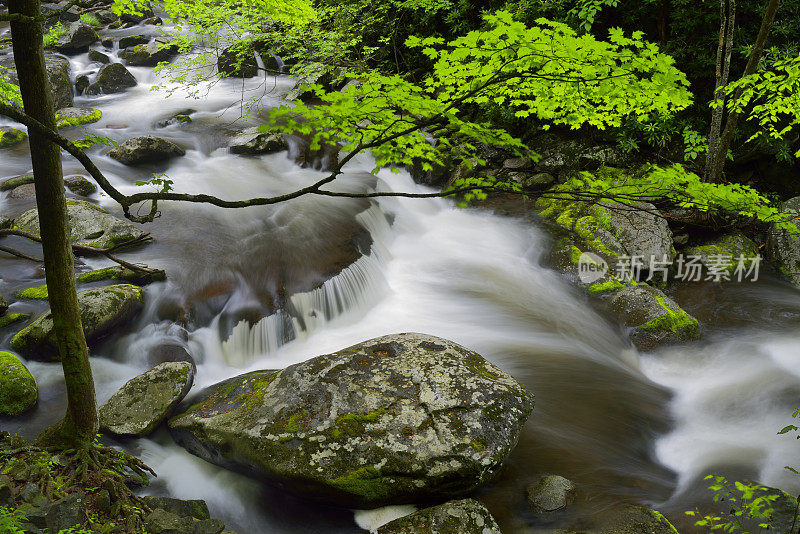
0,126,27,148
169,333,534,508
377,499,501,534
228,127,287,155
590,200,675,263
119,39,178,67
610,284,700,351
100,362,194,436
768,196,800,287
85,62,137,95
55,22,98,53
0,351,37,415
15,200,147,249
55,107,102,129
527,475,575,516
10,284,144,361
685,233,760,278
108,135,185,165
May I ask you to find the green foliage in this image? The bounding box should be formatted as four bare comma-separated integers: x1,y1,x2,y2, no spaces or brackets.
135,173,174,193
720,53,800,158
43,22,66,48
569,0,619,32
542,164,796,232
0,507,26,534
685,476,781,533
73,132,118,150
79,13,101,27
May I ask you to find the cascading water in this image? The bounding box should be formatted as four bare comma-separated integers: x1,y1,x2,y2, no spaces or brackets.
2,19,800,534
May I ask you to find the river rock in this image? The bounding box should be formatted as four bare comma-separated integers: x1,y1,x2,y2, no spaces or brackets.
119,5,154,23
685,233,760,278
590,200,675,263
85,62,137,95
169,333,534,508
768,196,800,286
41,1,81,23
55,22,98,53
15,199,148,249
8,183,36,200
55,107,102,128
527,475,575,516
100,361,195,436
0,126,27,148
563,504,679,534
119,35,150,49
119,39,178,67
75,74,90,95
109,135,186,165
377,499,500,533
143,496,210,521
0,296,7,315
0,351,38,415
10,284,144,361
63,175,96,196
0,173,34,191
77,265,165,285
229,127,287,155
610,284,700,351
218,44,258,78
0,54,72,110
88,49,110,64
46,493,88,533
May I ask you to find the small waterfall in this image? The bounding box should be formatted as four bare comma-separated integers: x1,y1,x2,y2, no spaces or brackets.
219,203,392,365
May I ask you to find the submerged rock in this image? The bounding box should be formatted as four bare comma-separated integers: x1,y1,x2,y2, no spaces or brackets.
377,499,500,533
10,284,144,361
767,196,800,286
15,199,148,249
229,127,287,155
109,135,185,165
610,284,700,351
527,475,575,516
0,351,38,415
169,333,534,508
85,62,137,95
0,126,27,148
100,361,195,436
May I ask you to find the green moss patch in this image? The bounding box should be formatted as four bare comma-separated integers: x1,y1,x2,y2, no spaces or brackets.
16,285,48,300
0,127,26,148
0,350,37,415
0,313,28,328
0,174,34,191
639,294,700,338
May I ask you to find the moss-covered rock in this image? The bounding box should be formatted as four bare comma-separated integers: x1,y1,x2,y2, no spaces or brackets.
0,126,27,148
376,499,500,533
0,351,37,415
15,199,148,250
169,333,534,508
54,21,98,53
10,284,144,361
108,135,185,165
228,127,287,155
685,233,760,278
563,504,678,534
527,475,575,516
100,362,194,436
55,107,102,129
77,266,165,285
63,175,97,197
16,285,49,300
767,196,800,287
0,295,7,315
119,38,178,67
0,313,29,329
85,62,137,95
610,284,700,351
0,174,34,191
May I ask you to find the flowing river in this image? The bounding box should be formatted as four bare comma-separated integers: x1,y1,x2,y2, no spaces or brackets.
2,22,800,533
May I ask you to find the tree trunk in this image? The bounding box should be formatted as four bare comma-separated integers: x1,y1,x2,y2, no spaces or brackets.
704,0,735,180
9,0,98,448
707,0,781,183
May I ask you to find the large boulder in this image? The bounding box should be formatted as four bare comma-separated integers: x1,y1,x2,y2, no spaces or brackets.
55,107,102,129
685,233,761,279
768,196,800,286
562,504,679,534
169,333,534,508
590,200,675,264
108,135,185,165
10,284,144,361
610,284,700,351
377,499,501,534
0,351,38,415
119,39,178,67
228,127,287,155
85,62,137,95
54,22,98,53
100,362,195,436
217,43,258,78
14,199,148,249
45,55,73,109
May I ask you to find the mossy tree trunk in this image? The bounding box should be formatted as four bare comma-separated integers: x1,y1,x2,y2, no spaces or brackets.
9,0,99,448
